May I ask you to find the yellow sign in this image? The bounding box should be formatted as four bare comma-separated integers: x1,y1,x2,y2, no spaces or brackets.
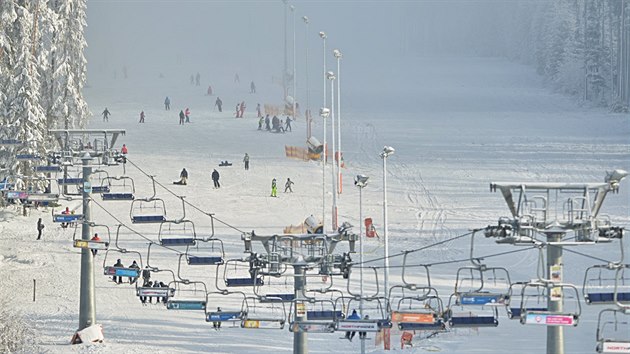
73,240,89,249
297,303,306,317
243,320,260,328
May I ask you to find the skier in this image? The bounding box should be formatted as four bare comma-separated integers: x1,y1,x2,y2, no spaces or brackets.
239,101,246,118
164,96,171,110
102,108,111,122
215,97,223,112
179,110,185,125
174,168,188,185
243,153,250,170
129,260,140,284
235,103,241,118
207,85,213,96
36,218,44,240
195,72,201,86
250,81,256,93
272,116,280,132
185,108,191,123
90,233,101,256
284,178,294,193
270,178,277,197
139,111,145,123
112,259,124,284
265,115,271,131
344,309,361,341
256,103,261,118
213,307,222,330
211,169,221,188
285,116,292,132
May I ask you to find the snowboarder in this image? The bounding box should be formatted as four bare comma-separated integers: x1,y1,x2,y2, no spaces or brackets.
256,103,261,118
258,116,264,130
285,116,292,132
344,309,360,341
211,169,221,188
185,108,190,123
284,178,294,193
36,218,44,240
164,96,171,110
112,259,124,284
129,260,140,284
213,307,222,329
243,153,250,170
250,81,256,93
90,233,101,256
215,97,223,112
139,111,145,123
121,144,128,155
102,108,111,122
195,72,201,86
174,168,188,185
179,110,185,125
271,178,277,197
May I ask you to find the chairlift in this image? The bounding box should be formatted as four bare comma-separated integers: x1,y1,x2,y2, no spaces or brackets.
240,296,287,329
334,297,392,333
166,280,208,310
0,139,23,146
254,270,295,303
16,154,41,161
518,281,581,327
102,248,143,282
101,176,135,201
505,281,547,319
73,223,111,251
205,291,247,326
35,165,62,173
52,207,83,223
185,237,225,265
288,299,339,333
219,258,264,289
583,265,630,305
596,308,630,353
130,176,167,223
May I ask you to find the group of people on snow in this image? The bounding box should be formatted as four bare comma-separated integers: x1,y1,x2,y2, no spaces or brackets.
258,115,292,133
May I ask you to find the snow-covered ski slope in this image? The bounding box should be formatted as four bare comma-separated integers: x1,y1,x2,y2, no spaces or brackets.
1,56,629,354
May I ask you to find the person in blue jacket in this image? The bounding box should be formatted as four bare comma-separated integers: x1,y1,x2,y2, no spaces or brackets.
345,309,361,341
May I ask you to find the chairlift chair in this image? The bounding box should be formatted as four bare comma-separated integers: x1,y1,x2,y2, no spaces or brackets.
335,297,392,333
205,291,248,326
73,223,111,251
240,296,287,329
130,176,167,223
166,280,208,310
101,176,135,201
288,299,339,333
505,281,547,319
185,237,225,265
220,258,264,289
102,248,143,282
518,281,581,327
595,308,630,353
583,264,630,305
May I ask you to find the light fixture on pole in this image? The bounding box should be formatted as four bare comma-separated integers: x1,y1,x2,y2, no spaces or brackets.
380,145,395,308
327,71,337,231
302,16,310,139
333,49,343,196
354,174,369,354
319,32,327,112
320,107,330,232
290,5,297,123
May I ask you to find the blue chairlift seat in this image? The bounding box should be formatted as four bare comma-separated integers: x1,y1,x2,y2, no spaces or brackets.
166,300,207,310
398,319,445,331
460,293,505,306
53,214,83,223
102,193,134,201
261,294,295,302
0,139,23,145
586,292,630,304
132,215,166,223
187,256,224,265
91,186,110,193
206,311,244,322
57,178,83,185
160,238,196,246
449,315,498,327
16,154,40,161
307,310,344,321
35,165,61,172
226,277,264,287
103,266,140,278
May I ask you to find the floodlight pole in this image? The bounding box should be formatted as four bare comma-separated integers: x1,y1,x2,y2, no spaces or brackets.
334,50,342,196
78,153,95,331
546,232,564,354
303,16,310,139
321,112,327,232
291,5,297,122
357,183,366,354
293,261,307,354
283,0,289,100
329,74,338,231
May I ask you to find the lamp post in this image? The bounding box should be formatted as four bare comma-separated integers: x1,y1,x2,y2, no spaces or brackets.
302,16,310,139
320,107,330,232
319,32,327,111
327,71,337,231
283,0,288,100
290,5,297,122
333,49,342,196
354,174,369,354
380,146,395,304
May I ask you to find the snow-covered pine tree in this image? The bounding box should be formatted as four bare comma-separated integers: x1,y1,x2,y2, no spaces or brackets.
3,0,48,185
47,0,90,130
0,2,18,173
